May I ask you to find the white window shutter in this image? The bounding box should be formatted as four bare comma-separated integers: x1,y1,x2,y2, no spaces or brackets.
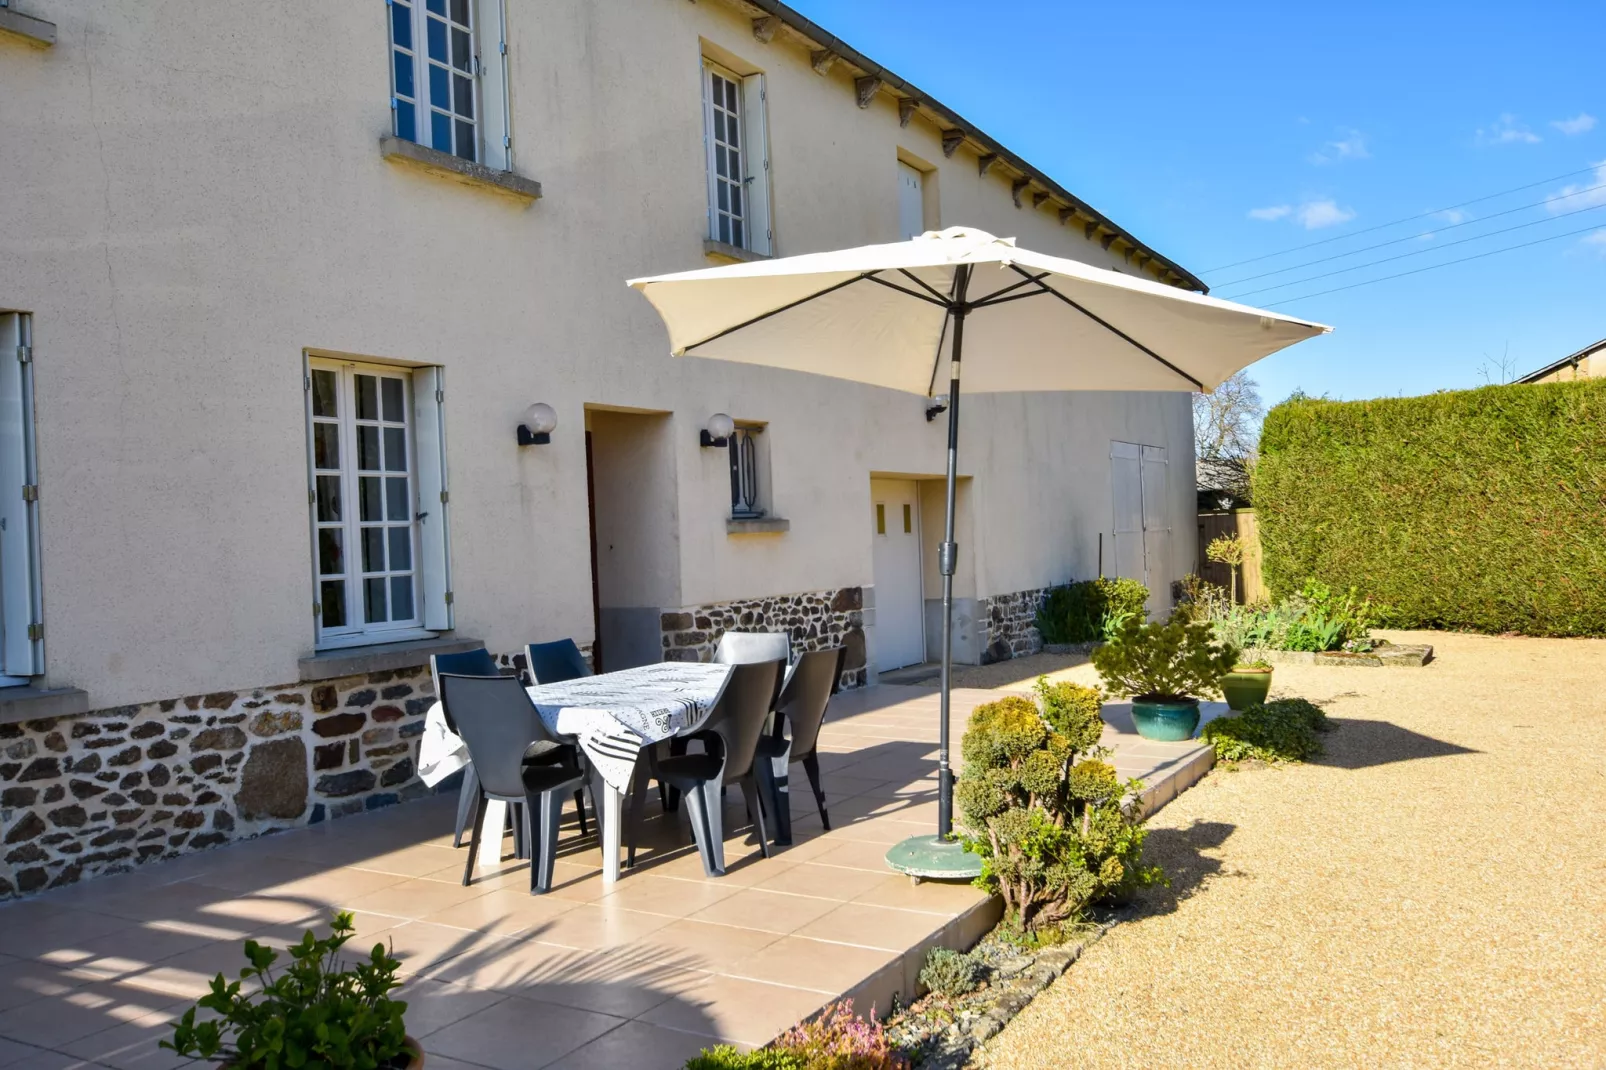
1109,441,1144,589
1140,445,1171,615
0,314,43,676
478,0,511,171
741,72,773,255
413,366,453,630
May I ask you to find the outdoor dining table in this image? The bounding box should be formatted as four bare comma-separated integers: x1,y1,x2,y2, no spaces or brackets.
417,660,734,885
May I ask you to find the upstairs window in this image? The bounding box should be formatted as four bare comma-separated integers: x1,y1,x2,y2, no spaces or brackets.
702,59,772,255
388,0,512,169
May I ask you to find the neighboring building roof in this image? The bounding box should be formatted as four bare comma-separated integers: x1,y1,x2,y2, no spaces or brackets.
1517,337,1606,383
725,0,1209,293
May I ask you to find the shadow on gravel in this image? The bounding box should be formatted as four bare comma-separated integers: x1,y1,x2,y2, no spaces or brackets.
1318,718,1479,770
1127,819,1237,916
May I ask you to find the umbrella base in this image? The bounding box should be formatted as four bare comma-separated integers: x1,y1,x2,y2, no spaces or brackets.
884,834,983,882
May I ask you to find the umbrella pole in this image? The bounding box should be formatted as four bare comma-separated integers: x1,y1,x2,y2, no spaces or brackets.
936,308,966,842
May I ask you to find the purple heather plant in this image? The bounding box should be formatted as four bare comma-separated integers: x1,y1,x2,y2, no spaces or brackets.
771,1000,908,1070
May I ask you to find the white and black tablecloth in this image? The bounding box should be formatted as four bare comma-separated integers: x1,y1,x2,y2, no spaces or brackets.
417,662,734,793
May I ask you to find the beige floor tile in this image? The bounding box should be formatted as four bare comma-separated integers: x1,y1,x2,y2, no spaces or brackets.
632,919,784,973
637,974,827,1046
182,855,331,895
0,983,185,1050
58,1004,189,1070
631,848,797,888
0,962,95,1014
749,862,893,902
494,904,675,953
34,923,216,984
2,913,138,963
342,878,496,922
420,994,625,1070
0,1047,98,1070
356,921,502,978
849,874,987,915
684,888,840,936
266,866,415,907
792,902,955,952
537,864,614,904
0,1038,49,1068
718,934,900,995
593,876,739,920
394,978,507,1039
418,887,582,937
541,1020,714,1070
803,840,907,873
347,845,466,880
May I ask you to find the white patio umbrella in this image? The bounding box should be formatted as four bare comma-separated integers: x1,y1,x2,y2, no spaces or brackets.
628,226,1330,876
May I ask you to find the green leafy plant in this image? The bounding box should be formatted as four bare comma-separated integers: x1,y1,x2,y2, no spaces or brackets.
956,684,1162,934
1091,609,1239,701
1256,379,1606,636
162,912,409,1070
918,947,982,1000
1177,575,1377,654
1036,578,1150,644
1236,658,1273,671
685,1047,804,1070
1201,698,1332,763
770,1000,907,1069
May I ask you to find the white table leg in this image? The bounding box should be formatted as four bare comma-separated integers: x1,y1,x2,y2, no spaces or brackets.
602,786,622,886
477,800,507,870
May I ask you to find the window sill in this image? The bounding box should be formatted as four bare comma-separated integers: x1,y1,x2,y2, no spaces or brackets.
0,6,55,47
298,635,485,683
703,239,772,264
378,136,543,203
727,516,790,535
0,686,89,726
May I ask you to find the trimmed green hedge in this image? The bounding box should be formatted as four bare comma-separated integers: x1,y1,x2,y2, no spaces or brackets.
1254,378,1606,636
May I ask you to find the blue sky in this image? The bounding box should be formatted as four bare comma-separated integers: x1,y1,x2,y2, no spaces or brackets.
790,0,1606,405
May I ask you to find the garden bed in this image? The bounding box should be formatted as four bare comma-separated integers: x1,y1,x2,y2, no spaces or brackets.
1258,639,1433,668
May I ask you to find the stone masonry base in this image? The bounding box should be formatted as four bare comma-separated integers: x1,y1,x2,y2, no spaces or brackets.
660,587,868,689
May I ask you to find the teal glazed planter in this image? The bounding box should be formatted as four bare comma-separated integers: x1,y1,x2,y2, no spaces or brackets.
1130,697,1202,742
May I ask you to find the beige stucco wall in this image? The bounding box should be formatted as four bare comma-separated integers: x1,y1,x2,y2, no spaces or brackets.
0,0,1197,708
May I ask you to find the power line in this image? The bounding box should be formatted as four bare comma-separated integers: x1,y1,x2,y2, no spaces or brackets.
1260,220,1606,308
1215,180,1606,288
1222,198,1606,299
1204,163,1604,273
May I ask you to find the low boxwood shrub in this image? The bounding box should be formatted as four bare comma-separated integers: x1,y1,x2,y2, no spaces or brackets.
1201,698,1331,763
1036,577,1150,643
957,680,1163,934
1255,379,1606,636
1091,610,1239,701
918,947,982,999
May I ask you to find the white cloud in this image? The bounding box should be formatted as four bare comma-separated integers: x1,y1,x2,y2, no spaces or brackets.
1583,229,1606,248
1435,208,1469,225
1552,113,1597,136
1477,114,1541,145
1309,129,1369,165
1546,160,1606,212
1248,204,1292,221
1296,199,1357,229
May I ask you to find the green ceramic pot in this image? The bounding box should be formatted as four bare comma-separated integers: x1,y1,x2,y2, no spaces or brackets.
1130,696,1201,742
1221,667,1274,711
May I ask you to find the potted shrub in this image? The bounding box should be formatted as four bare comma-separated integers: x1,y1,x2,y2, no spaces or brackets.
1092,609,1239,741
1220,658,1274,711
163,911,419,1070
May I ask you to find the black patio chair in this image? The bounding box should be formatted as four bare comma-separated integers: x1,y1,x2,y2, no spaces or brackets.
628,658,783,876
525,638,592,684
430,647,499,849
438,673,587,894
755,646,846,845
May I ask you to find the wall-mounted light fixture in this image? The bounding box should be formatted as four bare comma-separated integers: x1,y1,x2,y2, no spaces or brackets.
517,402,557,445
925,394,950,422
700,412,735,448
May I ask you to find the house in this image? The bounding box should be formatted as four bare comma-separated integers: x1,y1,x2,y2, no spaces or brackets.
0,0,1204,895
1517,337,1605,384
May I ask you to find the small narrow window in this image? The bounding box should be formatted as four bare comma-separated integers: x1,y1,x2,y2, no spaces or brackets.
875,503,886,535
903,503,913,534
729,424,766,518
704,63,746,249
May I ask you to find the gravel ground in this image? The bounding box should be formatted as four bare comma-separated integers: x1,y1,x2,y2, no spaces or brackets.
978,630,1606,1069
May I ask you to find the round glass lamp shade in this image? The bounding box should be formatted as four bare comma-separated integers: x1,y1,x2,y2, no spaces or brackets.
522,403,557,435
706,413,735,440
